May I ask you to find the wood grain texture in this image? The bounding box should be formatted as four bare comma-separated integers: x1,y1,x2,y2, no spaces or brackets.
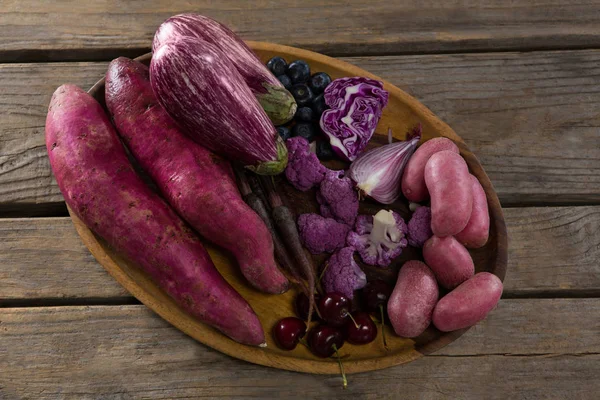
0,217,127,301
2,0,600,61
2,50,600,212
0,300,598,399
2,204,599,301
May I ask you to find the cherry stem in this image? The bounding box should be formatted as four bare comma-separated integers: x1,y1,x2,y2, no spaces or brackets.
380,304,388,351
332,344,347,389
346,312,359,329
298,337,309,349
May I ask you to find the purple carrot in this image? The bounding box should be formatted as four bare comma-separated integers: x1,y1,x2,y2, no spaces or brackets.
259,176,318,325
234,167,308,293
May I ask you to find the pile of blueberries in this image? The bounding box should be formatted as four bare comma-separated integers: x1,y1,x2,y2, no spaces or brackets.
266,56,334,160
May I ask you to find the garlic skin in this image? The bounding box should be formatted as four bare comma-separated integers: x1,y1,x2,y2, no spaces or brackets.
349,125,421,204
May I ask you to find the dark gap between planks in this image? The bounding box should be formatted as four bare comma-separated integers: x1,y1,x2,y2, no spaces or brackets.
0,297,140,308
1,291,599,310
4,42,600,64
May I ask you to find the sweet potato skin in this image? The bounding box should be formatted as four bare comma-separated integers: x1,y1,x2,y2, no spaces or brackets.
45,84,265,346
105,57,288,294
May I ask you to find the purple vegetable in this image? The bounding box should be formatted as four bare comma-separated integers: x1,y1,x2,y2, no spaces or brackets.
347,210,408,267
150,38,287,175
349,124,421,204
320,77,389,161
285,137,327,191
407,206,433,247
322,247,367,299
153,14,296,125
298,213,351,254
45,84,264,346
316,170,359,226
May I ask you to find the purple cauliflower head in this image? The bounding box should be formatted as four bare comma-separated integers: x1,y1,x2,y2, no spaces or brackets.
346,210,408,267
407,206,433,247
285,137,327,191
322,247,367,299
298,213,351,255
319,77,389,162
316,169,359,226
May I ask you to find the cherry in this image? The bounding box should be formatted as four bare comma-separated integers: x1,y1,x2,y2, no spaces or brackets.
272,317,307,350
318,292,352,327
362,280,393,350
344,312,377,345
308,325,344,358
295,292,321,321
363,279,393,311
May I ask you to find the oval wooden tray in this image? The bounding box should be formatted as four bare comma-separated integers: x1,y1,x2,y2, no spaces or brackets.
75,42,508,374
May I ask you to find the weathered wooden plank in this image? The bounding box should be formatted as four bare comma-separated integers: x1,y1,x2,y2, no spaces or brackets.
0,300,597,399
1,206,598,301
0,217,127,300
2,50,600,212
2,0,600,61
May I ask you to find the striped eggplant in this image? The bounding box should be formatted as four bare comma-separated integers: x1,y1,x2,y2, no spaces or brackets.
150,37,288,175
153,13,296,125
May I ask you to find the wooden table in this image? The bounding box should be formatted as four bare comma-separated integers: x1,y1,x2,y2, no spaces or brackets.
1,1,599,398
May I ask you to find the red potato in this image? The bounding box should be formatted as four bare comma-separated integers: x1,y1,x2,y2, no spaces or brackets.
45,84,265,346
425,150,473,237
433,272,503,332
105,58,288,294
401,137,459,202
387,260,439,338
423,235,474,289
455,175,490,248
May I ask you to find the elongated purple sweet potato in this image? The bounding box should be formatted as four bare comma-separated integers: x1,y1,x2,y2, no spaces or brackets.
105,57,288,295
45,84,265,346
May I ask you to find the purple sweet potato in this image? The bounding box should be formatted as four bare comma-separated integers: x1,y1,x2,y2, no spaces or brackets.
105,58,288,295
45,84,265,346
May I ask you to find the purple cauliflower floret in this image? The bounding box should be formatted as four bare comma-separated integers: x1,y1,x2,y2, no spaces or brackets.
407,206,433,247
285,137,327,191
322,247,367,299
346,210,408,267
298,213,351,254
316,169,359,226
319,77,389,162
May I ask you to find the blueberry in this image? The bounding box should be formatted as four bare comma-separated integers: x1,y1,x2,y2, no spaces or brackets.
316,140,334,161
267,56,287,76
295,106,314,122
311,93,328,117
292,123,317,142
286,60,311,84
290,84,314,107
277,74,292,90
277,126,292,141
308,72,332,95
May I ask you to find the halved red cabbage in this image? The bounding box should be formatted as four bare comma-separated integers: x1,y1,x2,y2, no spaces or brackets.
319,77,389,161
